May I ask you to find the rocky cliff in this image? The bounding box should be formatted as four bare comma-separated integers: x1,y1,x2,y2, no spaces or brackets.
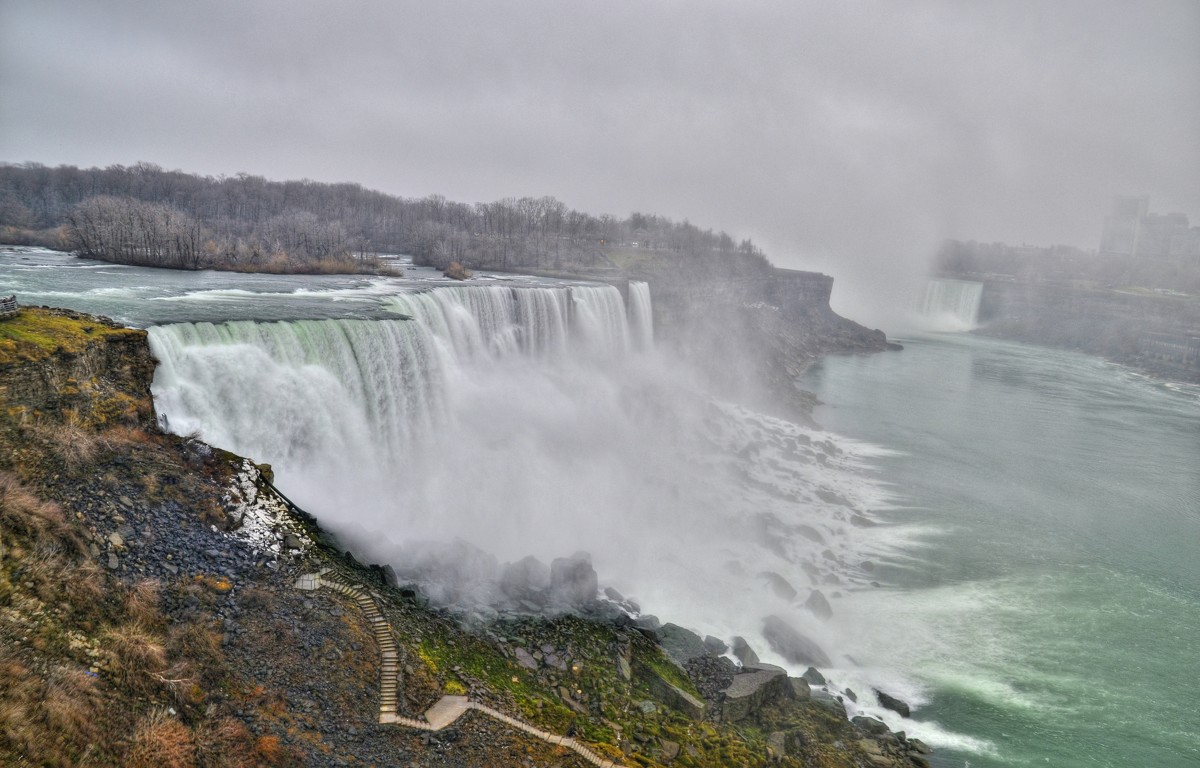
647,267,895,423
976,280,1200,383
0,306,156,428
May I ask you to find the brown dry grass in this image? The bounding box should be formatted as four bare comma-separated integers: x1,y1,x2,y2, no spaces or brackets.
42,666,103,750
124,578,164,628
103,624,168,691
0,654,108,766
194,712,256,768
125,708,197,768
26,421,106,470
0,471,72,543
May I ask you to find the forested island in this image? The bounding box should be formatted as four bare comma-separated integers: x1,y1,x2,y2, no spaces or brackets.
0,162,770,278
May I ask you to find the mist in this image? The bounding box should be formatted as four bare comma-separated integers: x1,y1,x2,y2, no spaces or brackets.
4,0,1198,329
146,283,915,711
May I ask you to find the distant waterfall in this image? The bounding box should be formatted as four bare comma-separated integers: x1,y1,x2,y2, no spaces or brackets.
628,281,654,350
917,278,983,331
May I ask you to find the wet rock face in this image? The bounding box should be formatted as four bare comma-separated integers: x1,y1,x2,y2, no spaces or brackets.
875,689,912,718
761,615,832,667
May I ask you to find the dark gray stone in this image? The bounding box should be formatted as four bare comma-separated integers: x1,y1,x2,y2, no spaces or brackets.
514,647,537,670
875,689,912,718
731,636,760,667
805,589,833,620
758,570,798,601
810,690,847,718
721,663,792,723
788,676,811,699
658,623,708,665
852,716,890,735
703,635,729,655
762,615,832,667
550,551,597,606
500,555,550,601
801,666,826,685
633,660,705,720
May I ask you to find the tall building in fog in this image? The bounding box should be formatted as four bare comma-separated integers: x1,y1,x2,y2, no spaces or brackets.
1100,196,1200,261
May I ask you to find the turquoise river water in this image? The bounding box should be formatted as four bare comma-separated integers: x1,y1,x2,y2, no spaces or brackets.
802,333,1199,767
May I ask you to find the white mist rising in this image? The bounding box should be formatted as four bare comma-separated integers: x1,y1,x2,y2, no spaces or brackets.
148,282,920,705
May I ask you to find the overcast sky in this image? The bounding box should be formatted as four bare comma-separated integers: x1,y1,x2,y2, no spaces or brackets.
2,0,1197,320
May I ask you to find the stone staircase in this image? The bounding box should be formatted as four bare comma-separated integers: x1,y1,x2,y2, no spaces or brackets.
295,569,626,767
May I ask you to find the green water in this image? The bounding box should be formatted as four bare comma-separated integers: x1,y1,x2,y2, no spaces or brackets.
804,333,1199,767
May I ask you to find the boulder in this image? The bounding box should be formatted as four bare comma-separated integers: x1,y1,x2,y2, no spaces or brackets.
549,552,597,607
721,663,793,723
788,676,811,699
766,731,787,759
810,690,847,718
758,571,798,601
805,589,833,620
731,636,760,666
762,615,832,667
852,716,890,735
659,624,709,665
514,647,538,670
875,689,912,718
500,556,550,602
659,739,680,762
633,614,662,640
703,635,729,655
634,659,705,720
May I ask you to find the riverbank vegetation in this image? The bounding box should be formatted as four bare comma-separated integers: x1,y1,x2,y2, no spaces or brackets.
0,161,771,277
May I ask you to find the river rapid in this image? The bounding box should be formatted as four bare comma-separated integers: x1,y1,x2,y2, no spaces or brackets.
4,246,1197,765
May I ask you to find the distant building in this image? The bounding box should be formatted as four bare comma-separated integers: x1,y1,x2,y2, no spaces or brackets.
1100,196,1200,261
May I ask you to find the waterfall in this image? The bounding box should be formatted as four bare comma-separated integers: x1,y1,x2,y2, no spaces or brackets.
628,281,654,350
148,278,896,676
150,284,640,475
917,278,983,331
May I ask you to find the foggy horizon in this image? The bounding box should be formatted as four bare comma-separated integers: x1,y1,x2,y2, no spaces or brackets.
3,0,1197,320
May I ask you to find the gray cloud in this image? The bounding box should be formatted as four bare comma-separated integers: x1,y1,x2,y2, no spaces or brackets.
2,0,1197,322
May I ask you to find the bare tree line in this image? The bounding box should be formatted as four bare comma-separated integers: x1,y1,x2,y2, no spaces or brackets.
0,162,771,275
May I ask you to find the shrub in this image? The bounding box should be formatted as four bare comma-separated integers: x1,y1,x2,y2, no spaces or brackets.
443,261,473,280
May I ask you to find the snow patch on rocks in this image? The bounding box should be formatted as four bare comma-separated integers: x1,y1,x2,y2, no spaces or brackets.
221,459,311,560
